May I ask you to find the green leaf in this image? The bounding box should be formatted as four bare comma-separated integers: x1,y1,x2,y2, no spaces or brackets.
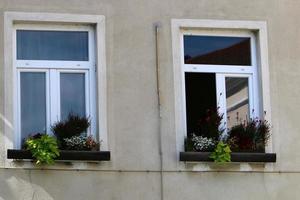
26,134,59,165
210,141,231,163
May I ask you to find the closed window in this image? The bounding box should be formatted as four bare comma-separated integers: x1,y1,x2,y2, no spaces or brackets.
15,24,96,147
17,30,89,61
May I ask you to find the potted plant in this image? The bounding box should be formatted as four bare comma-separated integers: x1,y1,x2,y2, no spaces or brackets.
181,109,276,163
24,133,60,165
51,114,99,151
7,114,110,163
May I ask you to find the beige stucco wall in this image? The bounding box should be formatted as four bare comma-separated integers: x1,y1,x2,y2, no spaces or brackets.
0,0,299,199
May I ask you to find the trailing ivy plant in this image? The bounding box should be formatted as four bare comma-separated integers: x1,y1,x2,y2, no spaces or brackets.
209,141,231,163
26,134,60,165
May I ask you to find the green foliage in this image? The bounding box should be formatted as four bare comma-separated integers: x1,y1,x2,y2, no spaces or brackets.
195,108,224,140
209,142,231,163
185,108,271,154
228,118,271,152
184,137,195,152
26,134,59,165
254,119,271,150
51,113,90,148
185,108,223,152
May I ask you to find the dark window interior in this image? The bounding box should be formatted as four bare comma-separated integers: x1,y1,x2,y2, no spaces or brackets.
185,72,217,136
184,35,251,65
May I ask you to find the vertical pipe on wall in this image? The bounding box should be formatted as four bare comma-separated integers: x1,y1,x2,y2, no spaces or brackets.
154,22,164,200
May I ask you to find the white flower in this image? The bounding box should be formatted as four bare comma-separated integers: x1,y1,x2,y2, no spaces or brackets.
64,135,88,150
64,135,99,151
191,133,216,151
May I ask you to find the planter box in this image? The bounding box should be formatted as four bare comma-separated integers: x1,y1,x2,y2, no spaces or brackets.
180,152,276,162
7,149,110,161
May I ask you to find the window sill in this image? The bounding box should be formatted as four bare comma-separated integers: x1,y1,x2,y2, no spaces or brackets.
7,149,110,162
180,152,276,163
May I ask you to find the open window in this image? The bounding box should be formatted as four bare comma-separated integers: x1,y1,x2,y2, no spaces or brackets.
183,31,259,138
172,19,275,163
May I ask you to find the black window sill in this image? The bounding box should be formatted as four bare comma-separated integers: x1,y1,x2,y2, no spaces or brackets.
7,149,110,161
180,152,276,163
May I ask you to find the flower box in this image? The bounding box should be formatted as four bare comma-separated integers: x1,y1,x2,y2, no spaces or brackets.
7,149,110,161
179,152,276,162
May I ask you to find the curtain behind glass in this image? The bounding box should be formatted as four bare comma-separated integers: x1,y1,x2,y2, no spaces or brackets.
17,30,89,61
20,72,47,140
60,73,86,120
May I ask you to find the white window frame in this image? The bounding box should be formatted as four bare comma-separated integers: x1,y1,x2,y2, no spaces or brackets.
17,68,51,141
172,19,272,157
14,24,95,69
15,24,96,147
182,29,259,133
56,69,92,126
4,12,108,154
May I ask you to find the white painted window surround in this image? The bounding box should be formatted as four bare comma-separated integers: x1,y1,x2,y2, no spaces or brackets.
4,12,108,152
171,19,272,156
16,24,96,147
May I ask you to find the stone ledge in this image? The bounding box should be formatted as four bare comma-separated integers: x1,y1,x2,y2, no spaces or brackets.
7,149,111,161
180,152,276,162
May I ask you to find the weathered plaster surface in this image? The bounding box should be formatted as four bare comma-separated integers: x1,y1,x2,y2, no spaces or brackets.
0,0,299,199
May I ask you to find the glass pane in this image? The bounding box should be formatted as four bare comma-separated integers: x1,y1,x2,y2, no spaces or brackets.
20,72,46,140
17,30,89,61
184,36,251,65
185,72,216,135
226,77,249,129
60,73,86,120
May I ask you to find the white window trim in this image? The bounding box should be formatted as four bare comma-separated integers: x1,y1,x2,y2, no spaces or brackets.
182,29,259,134
4,12,108,157
14,24,95,69
16,69,51,144
172,19,272,158
14,23,96,148
16,69,94,148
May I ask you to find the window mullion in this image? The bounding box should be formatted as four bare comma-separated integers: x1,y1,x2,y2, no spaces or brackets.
183,64,253,74
216,73,227,135
252,73,260,118
49,69,60,131
89,69,97,138
85,70,92,136
16,70,21,148
45,70,51,135
248,75,258,119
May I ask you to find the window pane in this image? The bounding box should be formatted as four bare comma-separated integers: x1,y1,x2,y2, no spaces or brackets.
60,73,86,120
17,30,89,61
226,77,249,129
185,72,216,135
184,36,251,65
20,72,46,140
